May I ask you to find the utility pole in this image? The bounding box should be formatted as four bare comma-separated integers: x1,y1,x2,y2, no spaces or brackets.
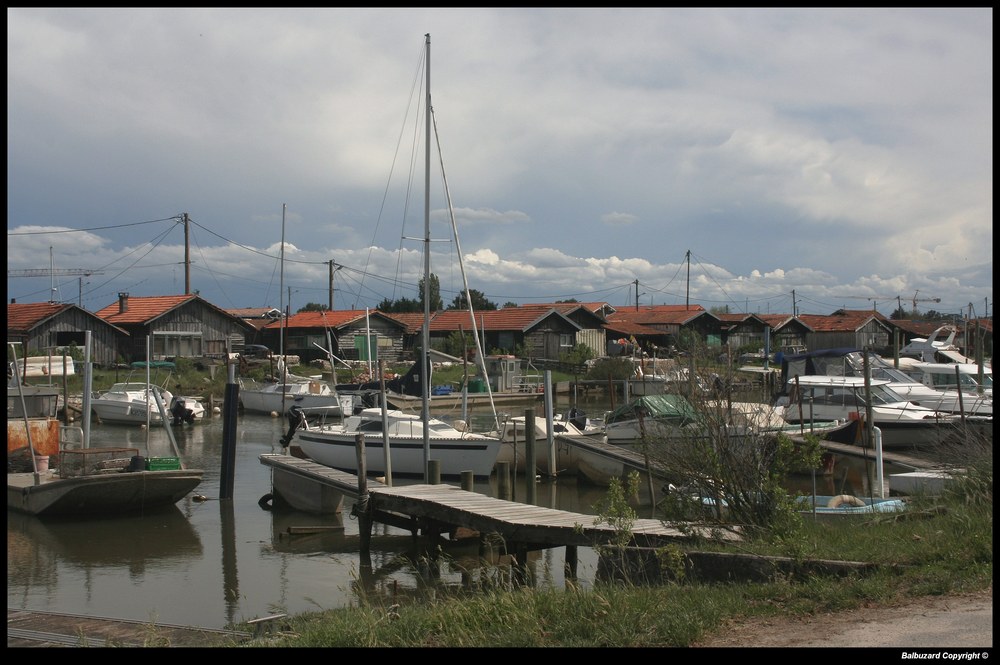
183,213,191,294
634,279,639,312
685,250,691,310
329,260,342,311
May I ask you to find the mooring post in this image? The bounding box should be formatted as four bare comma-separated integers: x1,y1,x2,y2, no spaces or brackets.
427,459,441,485
524,407,536,505
219,360,239,500
496,461,511,500
354,433,372,555
513,542,530,586
461,470,474,491
565,545,578,583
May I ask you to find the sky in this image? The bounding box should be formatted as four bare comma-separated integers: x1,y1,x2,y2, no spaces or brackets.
7,8,993,320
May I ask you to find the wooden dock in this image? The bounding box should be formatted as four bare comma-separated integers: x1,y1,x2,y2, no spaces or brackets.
552,432,943,479
260,453,740,580
7,608,252,648
809,440,943,472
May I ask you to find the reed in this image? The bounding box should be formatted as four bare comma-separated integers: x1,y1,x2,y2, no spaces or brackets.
241,443,991,647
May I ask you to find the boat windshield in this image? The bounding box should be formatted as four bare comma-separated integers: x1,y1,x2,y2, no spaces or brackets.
867,383,907,405
923,370,992,392
869,366,919,384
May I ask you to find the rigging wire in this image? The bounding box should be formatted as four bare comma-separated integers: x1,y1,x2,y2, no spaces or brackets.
7,216,181,235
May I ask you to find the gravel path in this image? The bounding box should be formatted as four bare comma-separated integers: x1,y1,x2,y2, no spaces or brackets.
694,589,993,648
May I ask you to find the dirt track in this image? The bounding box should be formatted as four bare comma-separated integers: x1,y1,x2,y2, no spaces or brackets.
694,589,992,648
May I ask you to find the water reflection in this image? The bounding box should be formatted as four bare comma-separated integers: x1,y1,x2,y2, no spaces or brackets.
9,398,915,630
8,507,202,566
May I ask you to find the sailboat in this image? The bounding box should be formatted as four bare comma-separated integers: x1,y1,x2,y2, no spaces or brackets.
285,34,502,481
240,204,348,417
7,334,204,517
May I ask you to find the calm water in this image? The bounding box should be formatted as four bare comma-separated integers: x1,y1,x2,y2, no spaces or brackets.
7,398,624,630
7,392,890,630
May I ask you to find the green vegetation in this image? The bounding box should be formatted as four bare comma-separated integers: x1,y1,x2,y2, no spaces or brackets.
233,440,991,647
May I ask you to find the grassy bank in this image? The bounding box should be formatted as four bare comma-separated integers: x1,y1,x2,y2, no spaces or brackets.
232,450,991,648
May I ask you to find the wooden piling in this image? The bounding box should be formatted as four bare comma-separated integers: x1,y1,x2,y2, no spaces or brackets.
496,461,511,500
355,433,372,555
565,545,578,582
524,407,536,505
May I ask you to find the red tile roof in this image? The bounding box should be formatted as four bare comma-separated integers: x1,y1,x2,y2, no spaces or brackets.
426,308,575,332
756,314,795,327
798,310,886,332
227,307,281,319
605,305,708,326
262,309,405,331
94,295,197,325
7,302,74,332
381,312,425,334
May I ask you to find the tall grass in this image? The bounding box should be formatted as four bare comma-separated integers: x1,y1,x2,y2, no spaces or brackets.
241,442,991,647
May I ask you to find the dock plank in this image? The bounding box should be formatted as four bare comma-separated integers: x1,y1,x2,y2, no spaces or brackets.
260,453,740,550
7,608,251,648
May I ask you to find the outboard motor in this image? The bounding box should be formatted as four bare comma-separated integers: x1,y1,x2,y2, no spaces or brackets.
170,398,194,425
568,407,588,430
279,405,306,449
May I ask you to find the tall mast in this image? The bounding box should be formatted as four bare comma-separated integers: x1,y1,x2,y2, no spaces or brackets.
279,204,287,385
421,33,432,481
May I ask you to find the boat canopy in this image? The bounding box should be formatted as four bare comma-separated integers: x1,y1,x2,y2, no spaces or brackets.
780,348,859,385
604,394,700,426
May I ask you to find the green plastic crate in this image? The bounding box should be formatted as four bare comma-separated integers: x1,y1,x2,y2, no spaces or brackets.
145,457,182,471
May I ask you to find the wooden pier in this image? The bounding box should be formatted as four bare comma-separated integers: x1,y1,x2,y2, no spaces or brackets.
7,608,251,648
260,452,740,580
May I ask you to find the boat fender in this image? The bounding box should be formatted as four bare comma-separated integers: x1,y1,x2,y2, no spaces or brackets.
827,494,865,509
258,493,274,510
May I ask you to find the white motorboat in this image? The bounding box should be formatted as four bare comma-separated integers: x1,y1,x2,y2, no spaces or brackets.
782,348,991,417
489,409,604,473
285,406,501,479
896,361,992,403
780,375,983,449
240,373,347,417
90,382,170,425
90,382,205,426
8,337,203,517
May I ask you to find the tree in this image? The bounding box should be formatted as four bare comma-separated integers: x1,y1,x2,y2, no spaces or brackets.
418,273,443,312
448,288,497,311
377,297,421,313
375,272,442,313
297,302,329,313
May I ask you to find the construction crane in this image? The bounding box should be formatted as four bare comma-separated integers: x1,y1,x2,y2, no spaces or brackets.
7,268,104,277
911,290,940,310
833,292,940,315
8,268,105,305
